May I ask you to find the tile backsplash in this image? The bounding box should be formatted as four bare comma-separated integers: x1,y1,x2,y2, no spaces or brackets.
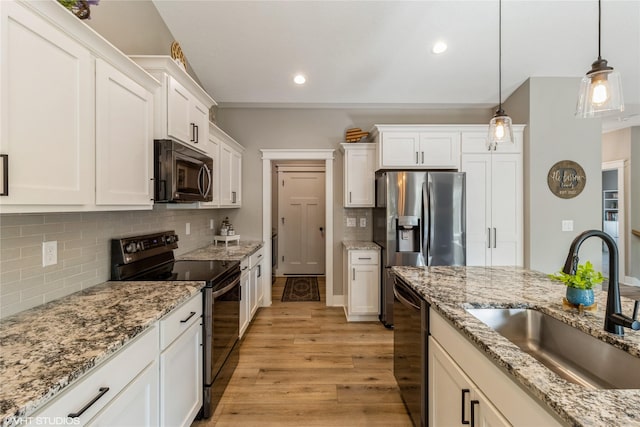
342,208,373,241
0,207,226,319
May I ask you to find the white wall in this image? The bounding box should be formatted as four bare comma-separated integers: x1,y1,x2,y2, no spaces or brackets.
504,77,603,274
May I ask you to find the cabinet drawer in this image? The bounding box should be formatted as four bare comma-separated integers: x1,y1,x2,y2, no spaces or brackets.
249,247,265,269
349,250,379,265
33,326,158,424
160,293,202,350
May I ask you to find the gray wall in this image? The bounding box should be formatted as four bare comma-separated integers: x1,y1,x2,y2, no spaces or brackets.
504,77,602,274
631,128,640,280
85,0,202,84
215,107,492,295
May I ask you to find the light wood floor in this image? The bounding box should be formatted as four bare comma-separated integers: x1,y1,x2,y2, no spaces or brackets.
193,277,413,426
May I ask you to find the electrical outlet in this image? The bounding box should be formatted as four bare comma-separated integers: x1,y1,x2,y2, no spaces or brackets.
562,220,574,232
42,241,57,267
210,219,215,230
359,217,367,228
346,217,356,227
186,222,191,235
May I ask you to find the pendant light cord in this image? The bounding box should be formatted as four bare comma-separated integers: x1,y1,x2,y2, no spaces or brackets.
498,0,502,110
597,0,602,60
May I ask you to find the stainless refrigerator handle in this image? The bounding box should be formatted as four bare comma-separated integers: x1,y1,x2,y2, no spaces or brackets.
493,228,497,248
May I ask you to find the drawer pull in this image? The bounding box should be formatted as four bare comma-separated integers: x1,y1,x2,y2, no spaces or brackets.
68,387,109,418
358,257,372,260
180,311,197,323
470,400,479,427
461,388,470,424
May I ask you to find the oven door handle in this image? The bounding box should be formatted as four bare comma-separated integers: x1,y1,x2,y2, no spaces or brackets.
212,276,240,298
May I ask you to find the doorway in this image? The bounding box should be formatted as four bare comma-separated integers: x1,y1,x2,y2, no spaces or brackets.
260,149,336,307
602,160,626,281
276,165,326,276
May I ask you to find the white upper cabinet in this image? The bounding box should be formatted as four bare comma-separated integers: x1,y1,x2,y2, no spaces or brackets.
95,59,154,207
0,0,94,208
461,128,523,154
130,56,216,152
0,0,159,213
205,122,244,209
341,143,375,207
371,125,461,170
166,76,209,149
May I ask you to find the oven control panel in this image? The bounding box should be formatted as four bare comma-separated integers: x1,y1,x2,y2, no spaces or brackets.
111,231,179,265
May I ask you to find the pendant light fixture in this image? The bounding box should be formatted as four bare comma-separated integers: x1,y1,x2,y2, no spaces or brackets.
488,0,514,150
575,0,624,118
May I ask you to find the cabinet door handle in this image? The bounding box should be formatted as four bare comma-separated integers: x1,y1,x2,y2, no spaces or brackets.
349,191,352,203
232,191,237,203
352,268,355,281
68,387,110,418
461,389,470,424
257,264,261,278
470,400,479,427
0,154,7,196
190,123,195,142
493,228,497,248
415,151,419,164
180,311,197,323
421,151,424,164
487,228,491,249
194,124,199,143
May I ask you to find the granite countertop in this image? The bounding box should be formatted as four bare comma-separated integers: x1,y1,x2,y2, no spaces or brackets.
0,280,205,426
342,240,380,251
178,240,264,261
392,266,640,427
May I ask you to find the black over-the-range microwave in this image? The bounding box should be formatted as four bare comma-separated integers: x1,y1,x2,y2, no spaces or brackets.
154,139,213,203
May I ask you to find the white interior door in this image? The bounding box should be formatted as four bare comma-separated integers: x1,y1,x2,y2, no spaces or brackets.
278,170,325,275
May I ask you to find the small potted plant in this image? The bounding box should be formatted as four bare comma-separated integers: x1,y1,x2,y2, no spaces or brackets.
549,261,603,307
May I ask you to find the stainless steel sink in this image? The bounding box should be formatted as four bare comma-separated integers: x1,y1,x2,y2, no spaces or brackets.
465,308,640,389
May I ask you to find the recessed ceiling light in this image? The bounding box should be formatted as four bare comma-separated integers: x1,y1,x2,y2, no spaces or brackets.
293,74,306,85
432,41,448,54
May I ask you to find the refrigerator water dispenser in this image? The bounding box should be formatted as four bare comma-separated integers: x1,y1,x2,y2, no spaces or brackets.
396,216,420,252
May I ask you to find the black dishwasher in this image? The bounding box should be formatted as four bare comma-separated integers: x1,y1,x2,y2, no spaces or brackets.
393,275,429,427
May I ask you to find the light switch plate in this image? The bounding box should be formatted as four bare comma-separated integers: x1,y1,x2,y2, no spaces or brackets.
346,217,356,227
42,241,57,267
359,217,367,228
562,220,574,232
186,222,191,235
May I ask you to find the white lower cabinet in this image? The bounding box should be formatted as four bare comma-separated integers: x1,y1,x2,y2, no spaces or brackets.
343,248,380,321
249,247,265,318
430,338,509,427
88,360,159,427
29,293,204,427
429,308,562,427
239,258,251,338
30,326,159,426
159,294,203,427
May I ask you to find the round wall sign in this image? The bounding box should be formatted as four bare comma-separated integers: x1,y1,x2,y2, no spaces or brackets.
547,160,586,199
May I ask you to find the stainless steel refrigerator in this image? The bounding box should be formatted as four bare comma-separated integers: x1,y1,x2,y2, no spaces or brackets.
373,171,466,327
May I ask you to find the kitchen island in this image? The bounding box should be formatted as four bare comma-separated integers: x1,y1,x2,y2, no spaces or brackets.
392,266,640,426
0,280,204,426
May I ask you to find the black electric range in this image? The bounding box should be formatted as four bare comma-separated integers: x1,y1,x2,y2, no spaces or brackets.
110,230,240,419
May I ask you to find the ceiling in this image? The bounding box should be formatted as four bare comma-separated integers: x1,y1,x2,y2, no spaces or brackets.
153,0,640,130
